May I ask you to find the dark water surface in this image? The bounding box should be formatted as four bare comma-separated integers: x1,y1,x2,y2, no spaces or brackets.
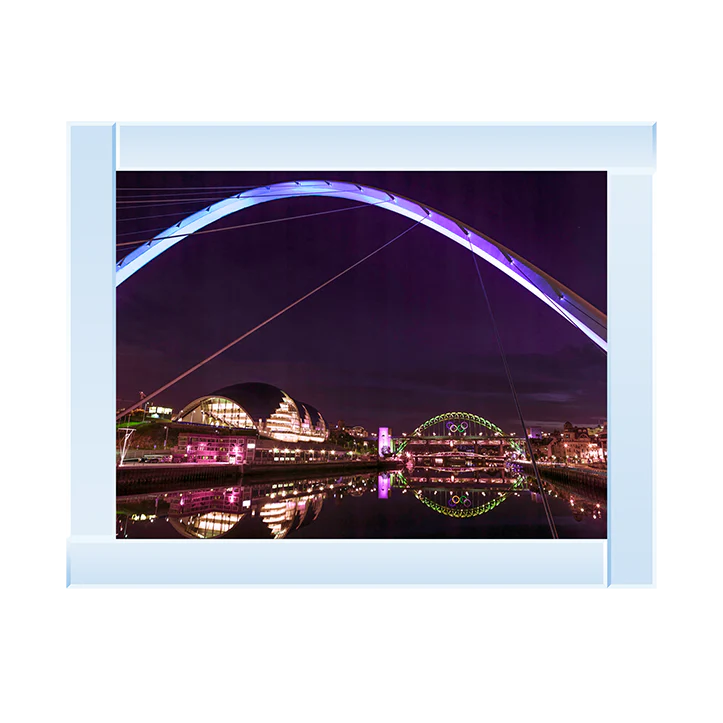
117,470,606,540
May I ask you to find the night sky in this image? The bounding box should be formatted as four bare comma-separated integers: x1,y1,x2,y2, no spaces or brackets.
116,171,606,433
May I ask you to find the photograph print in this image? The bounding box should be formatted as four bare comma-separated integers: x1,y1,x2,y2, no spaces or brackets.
115,171,607,540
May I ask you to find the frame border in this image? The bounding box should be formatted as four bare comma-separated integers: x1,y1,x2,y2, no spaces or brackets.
67,122,654,586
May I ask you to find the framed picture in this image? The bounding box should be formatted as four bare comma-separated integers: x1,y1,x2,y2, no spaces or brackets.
67,123,655,586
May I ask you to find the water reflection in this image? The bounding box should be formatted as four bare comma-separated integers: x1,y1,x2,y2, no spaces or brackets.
118,476,362,540
541,475,607,523
117,469,607,540
259,495,324,538
395,470,526,518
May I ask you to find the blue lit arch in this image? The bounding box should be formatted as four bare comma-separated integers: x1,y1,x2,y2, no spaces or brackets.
116,180,607,351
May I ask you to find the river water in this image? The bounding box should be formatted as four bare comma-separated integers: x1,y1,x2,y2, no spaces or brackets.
116,469,606,540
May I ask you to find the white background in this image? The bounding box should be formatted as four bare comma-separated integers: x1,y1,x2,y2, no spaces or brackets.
2,2,720,721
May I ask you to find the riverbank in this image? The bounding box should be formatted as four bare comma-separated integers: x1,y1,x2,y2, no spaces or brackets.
117,459,401,495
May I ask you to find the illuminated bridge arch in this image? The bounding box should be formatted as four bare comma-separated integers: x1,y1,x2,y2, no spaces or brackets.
395,411,523,454
116,180,607,351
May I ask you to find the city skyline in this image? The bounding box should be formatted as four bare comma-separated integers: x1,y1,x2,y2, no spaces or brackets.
116,171,606,433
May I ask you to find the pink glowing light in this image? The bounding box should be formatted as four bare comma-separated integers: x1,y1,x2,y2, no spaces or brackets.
377,473,391,499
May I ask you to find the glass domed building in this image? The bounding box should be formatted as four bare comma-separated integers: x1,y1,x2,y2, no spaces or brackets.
174,382,328,443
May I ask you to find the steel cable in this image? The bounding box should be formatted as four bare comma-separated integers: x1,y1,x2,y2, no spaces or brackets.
464,237,559,538
116,218,423,420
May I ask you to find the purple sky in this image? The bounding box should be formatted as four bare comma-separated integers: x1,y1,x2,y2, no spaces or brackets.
116,171,606,433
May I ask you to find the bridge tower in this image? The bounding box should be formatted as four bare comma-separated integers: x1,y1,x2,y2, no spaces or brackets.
378,427,393,456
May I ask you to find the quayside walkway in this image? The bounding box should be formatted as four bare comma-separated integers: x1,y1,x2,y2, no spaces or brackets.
117,459,401,495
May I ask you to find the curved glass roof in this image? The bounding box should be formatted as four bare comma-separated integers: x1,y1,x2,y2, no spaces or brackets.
212,382,289,425
175,381,328,442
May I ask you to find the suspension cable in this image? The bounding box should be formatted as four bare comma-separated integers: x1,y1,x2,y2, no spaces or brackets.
465,238,559,538
117,208,233,224
117,186,258,199
116,200,386,247
115,187,372,209
117,184,268,191
116,218,424,420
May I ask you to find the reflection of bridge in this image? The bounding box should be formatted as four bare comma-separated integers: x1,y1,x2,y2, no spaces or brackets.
405,468,516,483
391,471,527,518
